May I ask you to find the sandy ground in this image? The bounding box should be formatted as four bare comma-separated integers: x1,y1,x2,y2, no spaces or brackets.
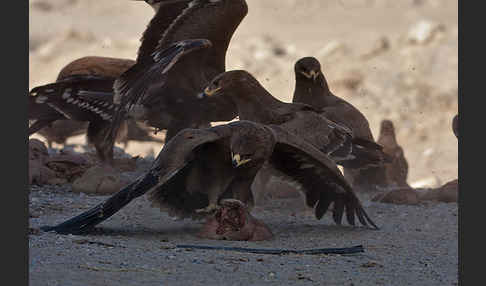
29,182,458,286
29,0,458,285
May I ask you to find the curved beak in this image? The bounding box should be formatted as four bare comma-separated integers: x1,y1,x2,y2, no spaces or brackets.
300,70,319,82
201,86,221,98
231,153,251,168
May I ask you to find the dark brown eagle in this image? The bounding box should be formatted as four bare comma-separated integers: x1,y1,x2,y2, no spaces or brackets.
202,70,388,169
106,0,248,147
41,120,378,236
29,39,211,164
292,57,392,191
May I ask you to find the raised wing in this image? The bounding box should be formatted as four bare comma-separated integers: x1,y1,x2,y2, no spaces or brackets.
140,0,248,77
136,0,194,62
107,39,212,144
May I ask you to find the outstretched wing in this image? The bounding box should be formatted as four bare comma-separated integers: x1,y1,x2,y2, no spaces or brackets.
29,56,134,137
266,125,378,229
107,39,212,144
113,39,211,112
29,75,116,123
40,125,231,235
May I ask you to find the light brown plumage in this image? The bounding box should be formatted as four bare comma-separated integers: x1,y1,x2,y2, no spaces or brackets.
376,119,410,188
56,56,136,81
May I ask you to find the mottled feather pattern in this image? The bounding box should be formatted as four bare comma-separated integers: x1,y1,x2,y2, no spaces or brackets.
29,76,117,122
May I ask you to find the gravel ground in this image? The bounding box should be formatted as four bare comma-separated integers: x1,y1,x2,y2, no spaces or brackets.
29,177,458,286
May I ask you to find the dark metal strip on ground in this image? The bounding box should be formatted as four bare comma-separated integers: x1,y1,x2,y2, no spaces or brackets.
175,244,364,255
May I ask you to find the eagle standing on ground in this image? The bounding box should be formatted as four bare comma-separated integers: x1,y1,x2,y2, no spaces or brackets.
41,120,378,237
292,56,390,191
29,39,211,164
107,0,248,147
376,119,410,188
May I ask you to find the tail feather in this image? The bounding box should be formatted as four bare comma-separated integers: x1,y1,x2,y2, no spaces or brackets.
40,171,159,234
337,138,388,169
351,137,383,151
356,205,379,230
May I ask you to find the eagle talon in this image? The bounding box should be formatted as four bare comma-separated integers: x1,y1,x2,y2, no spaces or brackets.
195,203,221,214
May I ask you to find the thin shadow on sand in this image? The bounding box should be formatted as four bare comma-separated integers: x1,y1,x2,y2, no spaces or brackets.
68,223,205,239
64,220,375,242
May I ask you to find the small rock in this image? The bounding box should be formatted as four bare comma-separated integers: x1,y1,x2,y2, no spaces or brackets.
316,40,348,60
72,165,131,195
331,70,364,91
361,261,383,268
31,1,53,12
361,36,390,60
29,227,41,235
407,20,446,45
419,179,457,203
46,177,69,185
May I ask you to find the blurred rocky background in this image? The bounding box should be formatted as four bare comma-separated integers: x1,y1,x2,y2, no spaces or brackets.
29,0,458,188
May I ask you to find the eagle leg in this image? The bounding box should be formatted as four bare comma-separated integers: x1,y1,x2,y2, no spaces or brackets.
195,203,221,214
